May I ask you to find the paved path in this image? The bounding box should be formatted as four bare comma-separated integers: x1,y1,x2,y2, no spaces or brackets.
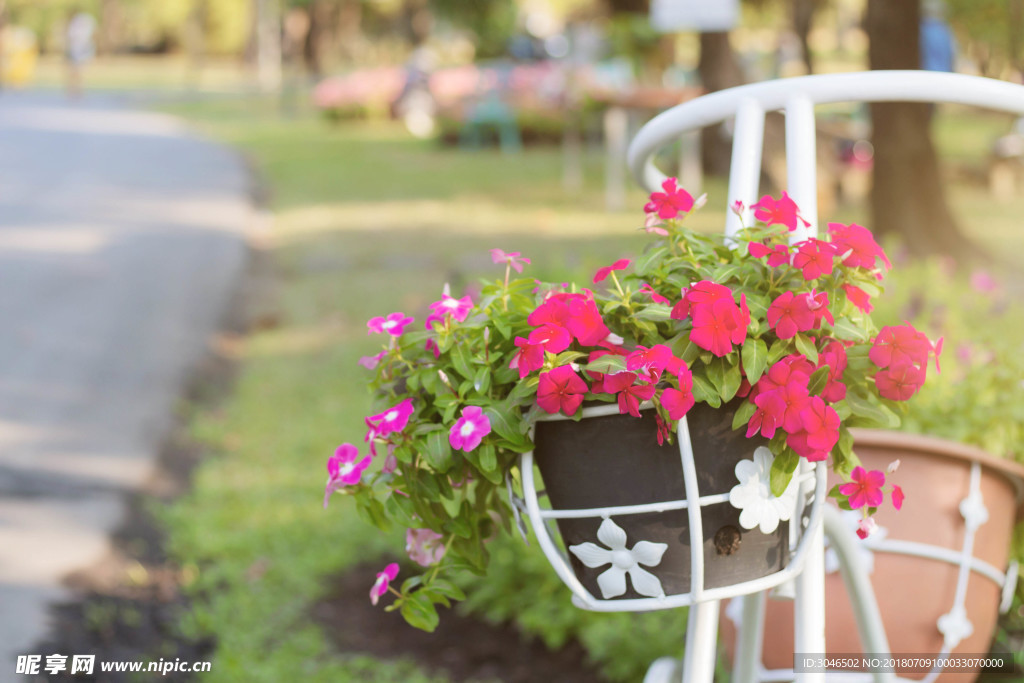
0,92,254,680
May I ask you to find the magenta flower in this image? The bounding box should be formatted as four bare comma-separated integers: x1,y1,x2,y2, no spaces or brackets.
817,340,848,402
752,192,809,231
840,466,886,509
748,242,792,268
828,222,891,270
644,212,669,236
448,405,492,452
639,283,670,305
766,291,815,340
969,269,999,294
426,294,474,327
792,239,834,280
510,336,545,379
530,293,610,346
869,324,933,370
842,283,873,313
537,365,588,415
626,344,676,381
593,258,631,283
892,485,905,511
370,562,399,605
406,528,447,566
787,396,840,461
491,248,531,273
324,443,372,507
874,362,926,401
367,312,414,336
359,350,387,370
425,337,441,359
528,323,572,354
661,368,695,420
367,398,415,438
643,177,694,220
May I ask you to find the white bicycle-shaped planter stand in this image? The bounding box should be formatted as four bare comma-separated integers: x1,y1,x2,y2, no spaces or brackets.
515,71,1024,683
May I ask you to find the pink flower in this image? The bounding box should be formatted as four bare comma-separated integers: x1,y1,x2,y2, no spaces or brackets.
324,443,372,507
381,451,398,474
644,212,669,236
537,365,588,415
786,396,840,461
661,368,695,420
529,293,610,346
747,359,813,439
817,340,848,402
752,192,809,231
766,291,815,340
491,248,531,273
806,290,834,328
406,528,446,566
892,485,904,510
639,283,670,305
670,280,732,320
528,323,572,354
593,258,631,283
367,398,415,438
370,562,399,605
425,337,441,359
869,324,933,370
643,177,694,220
792,239,834,280
676,282,749,357
449,405,492,452
969,269,999,294
874,362,926,401
617,378,657,417
626,344,676,381
857,516,879,540
840,466,886,509
747,242,790,267
510,336,545,379
426,294,474,327
368,312,414,336
828,222,891,270
842,283,873,313
359,350,387,370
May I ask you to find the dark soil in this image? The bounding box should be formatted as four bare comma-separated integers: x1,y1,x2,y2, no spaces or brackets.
313,562,607,683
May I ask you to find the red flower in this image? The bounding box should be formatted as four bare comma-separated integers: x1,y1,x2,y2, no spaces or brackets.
792,239,835,280
537,365,588,415
644,177,694,220
661,368,695,420
828,222,892,270
593,258,631,283
670,280,733,320
530,293,610,346
786,396,840,461
766,291,815,340
510,337,545,379
874,362,926,401
839,466,886,509
841,283,873,313
817,340,848,402
639,283,670,305
748,242,791,267
892,485,905,511
677,282,749,357
747,359,814,439
869,324,932,370
752,192,810,232
617,380,657,418
626,344,677,381
528,323,571,353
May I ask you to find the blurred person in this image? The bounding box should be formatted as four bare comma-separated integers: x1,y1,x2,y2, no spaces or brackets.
920,0,955,74
65,7,96,99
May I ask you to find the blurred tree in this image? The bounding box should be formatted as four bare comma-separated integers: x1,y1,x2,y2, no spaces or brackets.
946,0,1024,77
866,0,982,258
429,0,516,59
791,0,824,73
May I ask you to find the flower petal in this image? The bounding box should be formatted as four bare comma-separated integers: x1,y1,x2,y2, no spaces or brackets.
569,542,612,568
628,565,666,598
596,518,628,550
596,566,627,598
630,541,668,567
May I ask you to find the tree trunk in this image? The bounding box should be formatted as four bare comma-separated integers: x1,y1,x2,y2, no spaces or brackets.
303,0,325,77
866,0,984,260
697,32,746,176
792,0,818,74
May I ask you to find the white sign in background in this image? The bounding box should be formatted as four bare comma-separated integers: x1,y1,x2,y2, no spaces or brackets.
650,0,740,33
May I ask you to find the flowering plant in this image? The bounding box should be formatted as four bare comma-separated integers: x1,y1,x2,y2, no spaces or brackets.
325,180,939,630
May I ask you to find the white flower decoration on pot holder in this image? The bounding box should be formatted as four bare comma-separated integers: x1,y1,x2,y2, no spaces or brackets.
729,446,799,534
569,517,668,599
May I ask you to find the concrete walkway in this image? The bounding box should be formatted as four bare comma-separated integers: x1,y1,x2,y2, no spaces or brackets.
0,92,254,680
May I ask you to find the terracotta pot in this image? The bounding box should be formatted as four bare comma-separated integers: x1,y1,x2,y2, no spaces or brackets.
532,402,792,601
721,429,1024,682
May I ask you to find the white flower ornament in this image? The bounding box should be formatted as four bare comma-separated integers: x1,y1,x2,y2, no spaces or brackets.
569,518,668,599
729,446,799,534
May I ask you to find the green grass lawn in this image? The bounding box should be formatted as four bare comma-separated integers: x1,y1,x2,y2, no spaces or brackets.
158,96,1024,682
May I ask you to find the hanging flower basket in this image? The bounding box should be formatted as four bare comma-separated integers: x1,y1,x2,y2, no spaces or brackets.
520,401,826,611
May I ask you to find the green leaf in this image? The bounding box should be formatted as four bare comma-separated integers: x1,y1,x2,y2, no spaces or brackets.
770,448,800,497
846,392,899,428
794,333,818,364
483,403,532,450
691,374,721,408
832,318,870,342
741,338,769,385
767,339,789,365
427,579,466,602
706,357,725,392
721,362,742,402
451,344,474,381
384,492,419,527
423,431,453,472
355,497,390,531
807,366,830,396
711,262,745,284
731,399,757,431
634,304,673,322
477,443,497,473
680,339,700,364
473,366,491,395
400,594,440,632
634,246,669,275
584,354,628,375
